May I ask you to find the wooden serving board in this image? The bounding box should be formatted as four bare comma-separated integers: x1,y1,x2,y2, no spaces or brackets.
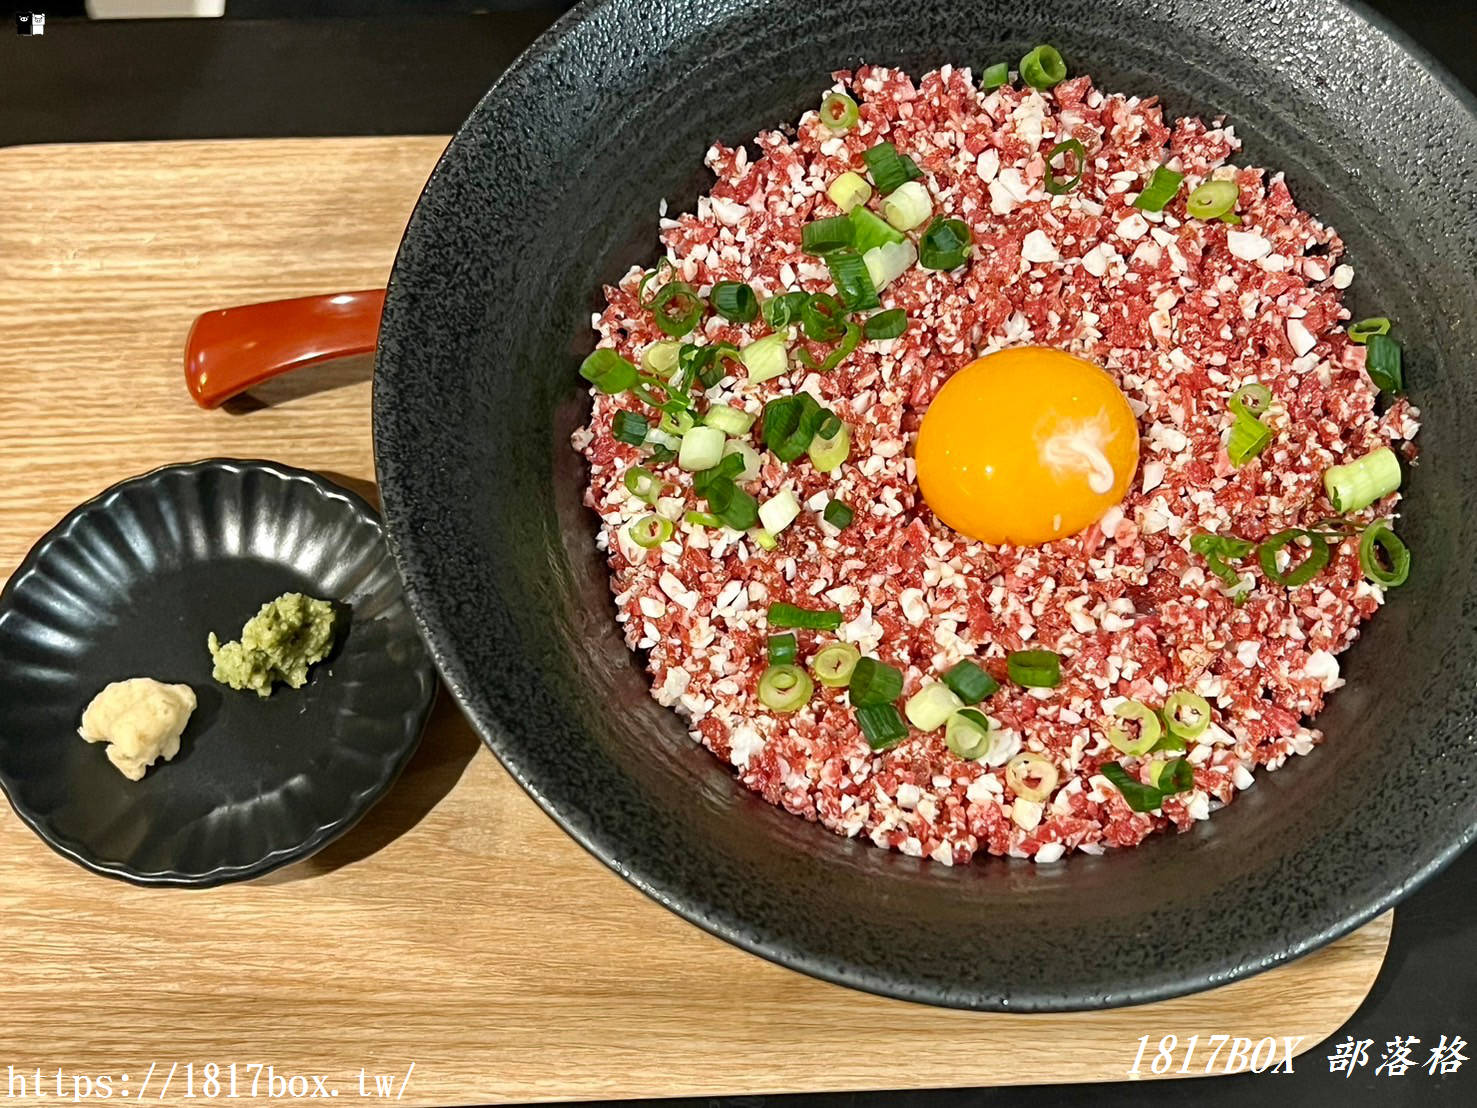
0,138,1391,1105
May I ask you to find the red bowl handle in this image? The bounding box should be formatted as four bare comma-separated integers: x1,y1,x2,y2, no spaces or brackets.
184,289,386,409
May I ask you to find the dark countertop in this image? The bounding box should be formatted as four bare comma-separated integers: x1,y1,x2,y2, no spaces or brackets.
1,3,1472,1105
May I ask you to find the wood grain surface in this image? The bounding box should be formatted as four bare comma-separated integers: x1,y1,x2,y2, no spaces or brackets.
0,138,1391,1105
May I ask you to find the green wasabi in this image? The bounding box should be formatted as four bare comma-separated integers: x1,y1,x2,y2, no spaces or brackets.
208,592,337,697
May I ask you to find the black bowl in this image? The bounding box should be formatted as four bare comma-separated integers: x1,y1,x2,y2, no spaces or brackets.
373,0,1477,1008
0,460,436,886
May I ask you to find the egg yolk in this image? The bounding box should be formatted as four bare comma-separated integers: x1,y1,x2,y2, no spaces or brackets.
915,347,1140,546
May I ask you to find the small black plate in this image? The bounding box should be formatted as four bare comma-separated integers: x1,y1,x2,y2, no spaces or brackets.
0,459,436,886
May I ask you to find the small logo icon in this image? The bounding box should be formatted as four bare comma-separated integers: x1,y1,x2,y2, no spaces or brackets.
17,12,46,35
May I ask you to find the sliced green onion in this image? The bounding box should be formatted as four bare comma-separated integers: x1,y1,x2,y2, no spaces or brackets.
623,466,662,504
1228,382,1271,421
918,216,972,271
819,90,860,133
1186,179,1239,220
825,247,881,311
945,708,992,759
881,180,932,231
863,240,917,291
856,703,908,750
1364,332,1404,394
684,510,721,528
762,392,830,462
740,332,790,384
767,632,798,665
658,407,697,436
1005,752,1059,802
1227,412,1272,468
677,425,727,472
1162,691,1211,740
979,62,1010,90
827,171,873,213
1324,446,1402,513
1100,762,1164,813
1348,317,1391,345
759,663,813,713
1044,138,1086,196
863,308,908,340
1189,531,1255,587
811,642,861,687
862,141,922,195
711,281,759,323
905,682,965,731
822,499,854,530
801,216,856,256
1020,44,1066,90
627,514,673,549
1133,166,1184,212
807,420,851,471
1154,758,1195,796
641,340,682,378
649,280,705,337
761,291,809,331
611,410,650,446
1257,529,1331,588
1006,649,1061,688
721,439,761,482
637,258,674,306
849,657,904,706
647,443,677,464
849,205,907,253
798,293,846,342
703,405,756,436
799,321,861,374
943,660,999,704
580,348,638,394
1107,700,1162,757
1358,520,1410,587
703,477,758,530
758,489,802,534
752,528,779,551
768,601,843,631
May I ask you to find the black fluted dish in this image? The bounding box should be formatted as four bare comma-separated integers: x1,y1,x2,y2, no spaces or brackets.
0,460,436,886
373,0,1477,1009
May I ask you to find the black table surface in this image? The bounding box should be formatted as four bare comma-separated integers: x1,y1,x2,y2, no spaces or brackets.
1,3,1472,1106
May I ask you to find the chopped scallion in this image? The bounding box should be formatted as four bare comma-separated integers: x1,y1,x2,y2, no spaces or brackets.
739,332,790,384
811,642,861,687
711,281,759,323
1044,138,1086,195
1133,166,1184,212
849,657,904,706
1364,332,1404,394
1228,382,1271,421
580,348,638,394
623,466,662,504
863,308,908,340
1324,446,1402,513
800,293,847,342
979,62,1010,90
677,425,727,472
801,216,855,256
1006,649,1061,688
1358,520,1410,587
684,510,721,528
863,240,918,291
761,291,809,331
768,601,843,631
943,660,999,704
649,280,705,337
1348,317,1391,345
762,392,831,462
702,405,756,436
827,171,873,213
641,340,681,378
758,663,813,713
856,702,908,750
1100,762,1165,813
1019,44,1066,90
904,682,965,732
822,499,854,530
627,514,673,549
825,247,881,312
611,410,650,446
1186,179,1239,220
819,91,860,133
1257,528,1331,588
758,489,802,534
944,708,991,759
848,205,907,253
807,420,852,471
862,141,922,195
881,180,932,231
1227,412,1273,468
767,632,798,665
918,216,972,271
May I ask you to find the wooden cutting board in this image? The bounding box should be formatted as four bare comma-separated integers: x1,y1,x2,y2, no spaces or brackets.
0,138,1391,1105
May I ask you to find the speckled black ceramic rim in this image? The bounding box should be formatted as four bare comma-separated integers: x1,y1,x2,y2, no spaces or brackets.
0,459,437,888
374,0,1477,1009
